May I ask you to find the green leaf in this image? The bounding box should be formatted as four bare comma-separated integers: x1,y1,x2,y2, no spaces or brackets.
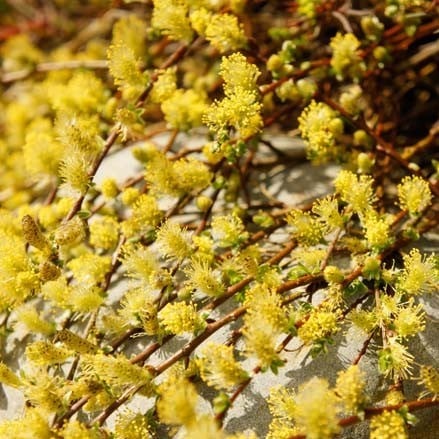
269,358,285,375
77,210,91,219
287,264,310,280
213,392,231,415
397,405,419,426
344,279,368,297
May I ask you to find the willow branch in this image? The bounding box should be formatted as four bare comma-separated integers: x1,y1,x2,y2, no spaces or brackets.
289,397,439,439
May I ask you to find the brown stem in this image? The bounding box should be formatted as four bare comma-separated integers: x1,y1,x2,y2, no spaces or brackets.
55,396,90,428
320,227,343,271
110,327,144,352
163,129,179,153
352,329,377,365
43,183,58,206
93,384,143,426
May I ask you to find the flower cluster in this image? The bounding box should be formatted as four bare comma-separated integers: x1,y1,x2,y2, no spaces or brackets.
334,170,375,217
297,306,341,346
152,0,193,42
82,353,151,391
330,33,365,80
268,377,341,439
370,411,407,439
397,249,438,296
397,175,432,215
298,101,345,163
196,342,249,389
158,301,205,335
191,9,247,52
242,283,288,369
204,53,262,141
335,365,367,414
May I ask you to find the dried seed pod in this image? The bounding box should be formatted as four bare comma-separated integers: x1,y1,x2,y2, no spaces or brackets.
39,260,61,282
22,215,49,250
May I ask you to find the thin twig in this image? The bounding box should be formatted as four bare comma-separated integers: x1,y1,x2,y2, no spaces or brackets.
352,329,377,365
1,59,108,83
332,11,353,33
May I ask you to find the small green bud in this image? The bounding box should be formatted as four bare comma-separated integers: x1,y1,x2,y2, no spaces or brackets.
224,192,237,203
227,173,241,192
398,406,420,426
267,54,284,72
268,27,292,42
323,266,344,284
196,196,213,212
177,285,193,300
288,265,310,280
362,256,381,280
232,206,245,219
344,279,368,297
276,80,300,102
77,210,91,219
252,212,275,228
402,227,420,241
281,64,294,76
404,24,418,37
353,130,373,149
213,176,226,189
384,5,398,17
280,40,297,62
328,118,344,137
361,16,384,41
299,61,312,70
357,152,375,174
373,46,391,64
213,392,231,415
296,78,317,99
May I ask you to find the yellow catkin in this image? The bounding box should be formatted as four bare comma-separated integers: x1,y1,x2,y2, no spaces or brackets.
56,329,98,354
